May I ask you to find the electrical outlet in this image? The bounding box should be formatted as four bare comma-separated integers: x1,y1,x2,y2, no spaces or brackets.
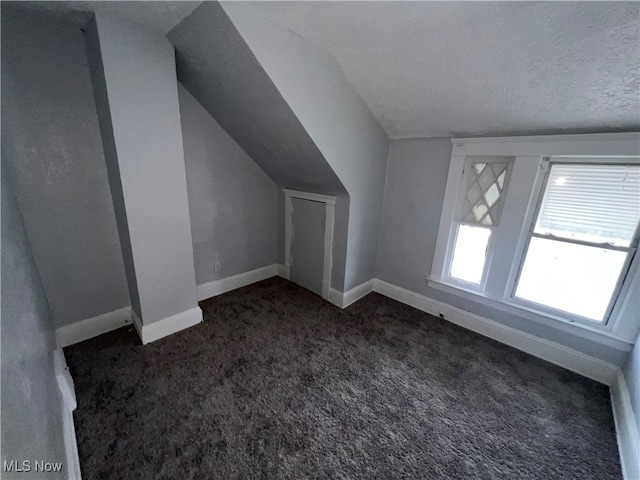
214,262,221,273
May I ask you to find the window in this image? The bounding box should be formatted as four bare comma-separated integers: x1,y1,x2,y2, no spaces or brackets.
430,133,640,339
450,224,491,284
514,163,640,323
447,157,512,287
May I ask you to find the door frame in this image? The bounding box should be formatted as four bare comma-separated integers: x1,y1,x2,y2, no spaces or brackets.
283,189,336,300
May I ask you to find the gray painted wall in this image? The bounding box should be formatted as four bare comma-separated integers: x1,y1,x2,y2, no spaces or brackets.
1,161,68,478
86,13,198,325
375,138,630,364
222,2,390,291
168,2,345,196
168,2,350,290
178,84,278,286
623,330,640,431
1,7,130,328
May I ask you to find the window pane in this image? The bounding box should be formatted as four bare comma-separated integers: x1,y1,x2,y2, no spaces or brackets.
536,164,640,247
458,158,511,226
450,224,491,284
515,237,628,321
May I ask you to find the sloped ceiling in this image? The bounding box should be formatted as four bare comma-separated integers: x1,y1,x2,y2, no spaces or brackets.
14,1,636,140
168,1,345,195
3,1,200,34
244,1,640,139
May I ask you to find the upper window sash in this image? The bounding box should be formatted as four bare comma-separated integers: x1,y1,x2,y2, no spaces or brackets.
455,157,513,227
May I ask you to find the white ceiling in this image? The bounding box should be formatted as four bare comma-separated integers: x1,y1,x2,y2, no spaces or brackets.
7,1,200,34
244,1,640,139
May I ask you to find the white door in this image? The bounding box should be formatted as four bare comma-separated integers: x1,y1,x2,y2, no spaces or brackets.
290,197,326,296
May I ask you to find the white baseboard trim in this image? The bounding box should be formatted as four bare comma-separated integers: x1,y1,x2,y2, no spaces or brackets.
372,279,619,385
276,263,288,279
53,347,81,479
328,288,342,307
611,368,640,479
132,307,203,345
197,264,278,301
56,306,132,347
329,280,374,309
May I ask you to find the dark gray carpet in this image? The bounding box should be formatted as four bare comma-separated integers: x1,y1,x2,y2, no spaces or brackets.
65,277,621,479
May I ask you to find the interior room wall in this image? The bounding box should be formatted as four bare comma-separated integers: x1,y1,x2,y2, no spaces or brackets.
1,6,130,328
1,160,68,479
168,2,350,290
178,84,278,286
86,12,199,326
374,137,632,365
221,2,390,292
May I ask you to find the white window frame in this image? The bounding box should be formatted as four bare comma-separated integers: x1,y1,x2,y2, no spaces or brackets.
508,158,640,325
429,133,640,345
442,156,514,292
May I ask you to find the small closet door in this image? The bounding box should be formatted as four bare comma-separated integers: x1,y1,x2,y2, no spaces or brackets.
290,197,325,296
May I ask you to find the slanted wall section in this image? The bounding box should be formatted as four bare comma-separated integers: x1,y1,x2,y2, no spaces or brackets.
168,2,363,291
221,2,390,292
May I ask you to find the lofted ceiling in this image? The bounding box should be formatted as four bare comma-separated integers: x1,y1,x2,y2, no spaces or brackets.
3,1,200,34
8,1,639,139
168,1,346,195
244,1,640,139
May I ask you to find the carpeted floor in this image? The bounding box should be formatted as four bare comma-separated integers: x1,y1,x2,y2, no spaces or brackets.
65,277,621,479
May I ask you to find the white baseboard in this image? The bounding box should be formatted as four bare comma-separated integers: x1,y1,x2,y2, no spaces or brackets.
372,279,619,386
197,264,278,301
56,306,132,347
132,307,203,345
328,288,342,307
276,263,288,279
611,368,640,479
53,348,81,479
329,279,374,309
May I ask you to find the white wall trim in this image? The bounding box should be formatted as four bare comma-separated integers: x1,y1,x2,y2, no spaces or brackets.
284,189,336,300
276,263,287,278
372,279,619,385
282,188,337,205
427,279,634,351
451,132,640,157
56,306,132,347
611,368,640,480
53,347,81,479
132,307,203,345
197,264,278,301
329,280,374,309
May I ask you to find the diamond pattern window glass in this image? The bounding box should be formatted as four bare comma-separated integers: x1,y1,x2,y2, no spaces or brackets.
457,159,511,226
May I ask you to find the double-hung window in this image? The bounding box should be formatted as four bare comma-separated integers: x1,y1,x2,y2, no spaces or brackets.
514,162,640,323
447,157,512,287
430,134,640,340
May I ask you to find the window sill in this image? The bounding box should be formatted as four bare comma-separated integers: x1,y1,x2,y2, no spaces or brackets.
426,278,631,350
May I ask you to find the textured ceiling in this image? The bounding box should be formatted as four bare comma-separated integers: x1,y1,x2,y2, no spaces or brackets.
244,1,640,139
4,1,201,34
